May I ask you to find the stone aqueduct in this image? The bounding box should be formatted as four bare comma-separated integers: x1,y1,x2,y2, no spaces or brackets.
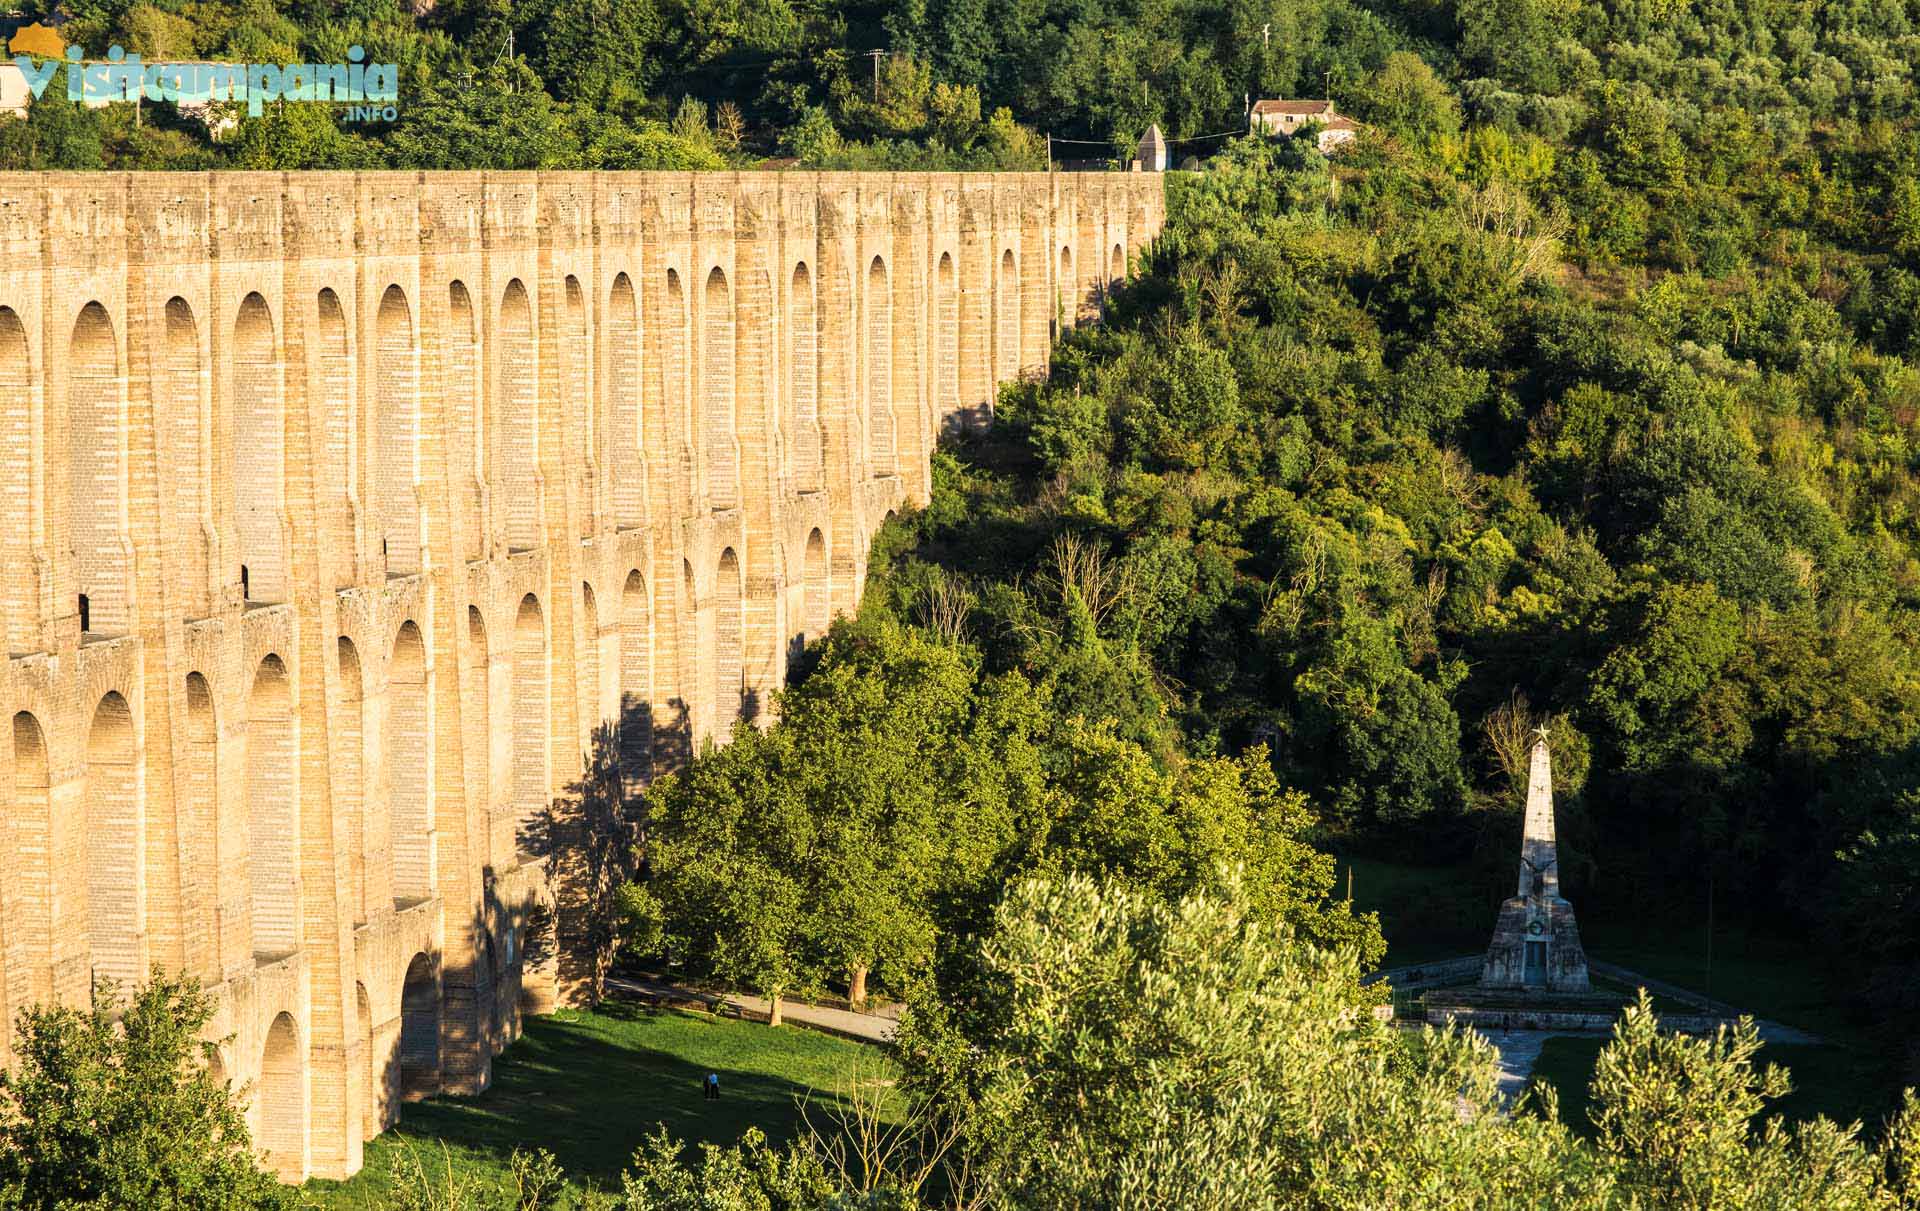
0,169,1163,1181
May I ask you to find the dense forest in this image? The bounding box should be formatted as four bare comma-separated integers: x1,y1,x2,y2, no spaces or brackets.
8,0,1920,1202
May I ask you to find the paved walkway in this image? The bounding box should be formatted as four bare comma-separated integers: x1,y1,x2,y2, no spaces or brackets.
1477,1028,1555,1103
606,975,898,1043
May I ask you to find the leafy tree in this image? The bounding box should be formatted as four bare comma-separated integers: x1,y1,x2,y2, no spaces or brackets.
0,972,287,1209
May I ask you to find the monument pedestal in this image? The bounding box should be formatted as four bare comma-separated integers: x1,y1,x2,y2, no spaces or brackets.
1479,893,1589,993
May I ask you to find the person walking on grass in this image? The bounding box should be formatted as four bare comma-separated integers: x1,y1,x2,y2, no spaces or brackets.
704,1072,720,1101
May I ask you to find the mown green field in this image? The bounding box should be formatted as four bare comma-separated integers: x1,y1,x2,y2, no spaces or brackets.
306,1002,889,1207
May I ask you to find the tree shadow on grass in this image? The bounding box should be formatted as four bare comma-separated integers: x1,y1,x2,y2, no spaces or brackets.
378,1001,859,1189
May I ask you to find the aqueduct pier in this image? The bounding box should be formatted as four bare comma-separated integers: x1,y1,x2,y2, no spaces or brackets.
0,169,1163,1180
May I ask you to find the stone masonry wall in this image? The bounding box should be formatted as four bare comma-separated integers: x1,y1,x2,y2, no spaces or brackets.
0,169,1164,1182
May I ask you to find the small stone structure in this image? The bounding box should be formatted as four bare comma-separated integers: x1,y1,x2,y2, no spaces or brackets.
1479,734,1590,993
1136,124,1169,172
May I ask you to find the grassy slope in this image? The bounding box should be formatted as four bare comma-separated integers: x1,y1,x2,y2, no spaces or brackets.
307,1002,889,1206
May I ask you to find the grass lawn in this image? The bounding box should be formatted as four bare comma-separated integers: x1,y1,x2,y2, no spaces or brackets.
1529,1036,1896,1140
1577,917,1861,1040
307,1000,891,1207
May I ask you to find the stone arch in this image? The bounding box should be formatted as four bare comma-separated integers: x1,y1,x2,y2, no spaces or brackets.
1057,246,1074,330
0,306,35,651
936,253,959,432
618,569,651,802
480,930,502,1048
314,288,354,574
181,673,218,970
1110,242,1125,287
737,268,774,522
85,691,139,997
680,557,699,742
790,263,820,492
389,621,431,902
246,654,297,959
163,298,209,615
608,274,642,529
510,594,549,856
335,639,368,923
257,1011,305,1180
400,952,440,1099
234,293,284,603
564,277,591,509
803,528,829,644
375,285,421,576
446,282,483,560
715,548,743,731
663,269,690,506
702,267,738,509
996,249,1018,383
466,606,495,825
9,712,48,1013
355,981,377,1140
500,280,538,551
580,582,603,741
865,257,894,476
69,300,129,634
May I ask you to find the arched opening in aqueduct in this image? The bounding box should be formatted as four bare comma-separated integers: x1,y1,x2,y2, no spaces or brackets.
790,263,820,491
865,258,893,476
510,594,549,858
997,250,1019,383
8,712,48,1026
84,691,139,997
376,286,421,576
164,297,209,615
1,307,34,651
246,655,297,960
619,570,652,805
257,1012,305,1180
337,639,369,923
69,301,128,635
702,268,738,509
445,282,484,560
804,529,829,645
234,293,285,604
400,952,440,1099
181,672,219,969
609,274,642,529
315,289,355,574
500,280,538,551
715,549,743,730
390,621,432,902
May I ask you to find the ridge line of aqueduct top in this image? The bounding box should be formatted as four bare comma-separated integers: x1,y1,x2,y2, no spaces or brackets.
0,169,1165,1181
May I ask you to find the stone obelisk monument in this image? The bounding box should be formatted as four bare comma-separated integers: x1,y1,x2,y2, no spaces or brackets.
1480,732,1590,993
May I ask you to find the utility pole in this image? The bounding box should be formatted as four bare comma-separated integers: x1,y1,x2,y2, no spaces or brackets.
866,49,885,101
1046,131,1052,171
